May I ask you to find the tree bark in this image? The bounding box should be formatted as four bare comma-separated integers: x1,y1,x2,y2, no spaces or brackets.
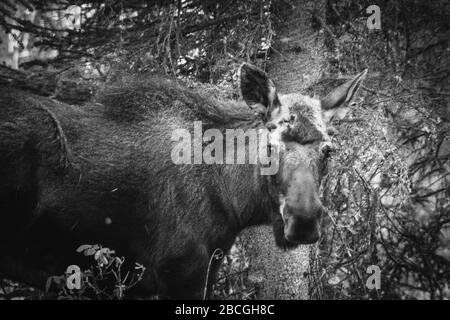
239,0,327,299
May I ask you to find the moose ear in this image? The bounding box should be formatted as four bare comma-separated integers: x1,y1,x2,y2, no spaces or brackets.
321,69,368,123
240,63,281,117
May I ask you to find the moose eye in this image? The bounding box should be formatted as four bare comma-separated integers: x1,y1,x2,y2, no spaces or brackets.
278,114,296,126
321,144,334,159
289,114,297,122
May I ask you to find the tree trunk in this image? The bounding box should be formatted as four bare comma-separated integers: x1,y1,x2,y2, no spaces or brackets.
239,0,327,299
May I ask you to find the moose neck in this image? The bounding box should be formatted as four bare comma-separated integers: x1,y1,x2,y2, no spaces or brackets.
219,162,278,231
190,95,279,230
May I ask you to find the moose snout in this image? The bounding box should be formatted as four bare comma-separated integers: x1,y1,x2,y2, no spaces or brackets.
283,206,324,245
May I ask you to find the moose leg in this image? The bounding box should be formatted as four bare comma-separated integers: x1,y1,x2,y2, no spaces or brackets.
155,242,210,299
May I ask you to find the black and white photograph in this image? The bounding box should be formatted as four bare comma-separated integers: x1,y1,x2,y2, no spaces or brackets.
0,0,448,306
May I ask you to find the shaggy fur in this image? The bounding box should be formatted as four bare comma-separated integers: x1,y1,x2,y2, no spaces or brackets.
0,77,278,299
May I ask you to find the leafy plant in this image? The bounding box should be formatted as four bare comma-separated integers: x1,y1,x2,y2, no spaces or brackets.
46,244,146,300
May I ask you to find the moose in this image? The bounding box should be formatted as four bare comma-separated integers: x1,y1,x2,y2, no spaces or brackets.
0,63,366,299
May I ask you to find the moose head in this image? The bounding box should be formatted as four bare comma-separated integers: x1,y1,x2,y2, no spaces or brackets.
240,63,367,246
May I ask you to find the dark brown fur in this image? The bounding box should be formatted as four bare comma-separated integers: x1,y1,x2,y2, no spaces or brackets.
0,77,279,299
